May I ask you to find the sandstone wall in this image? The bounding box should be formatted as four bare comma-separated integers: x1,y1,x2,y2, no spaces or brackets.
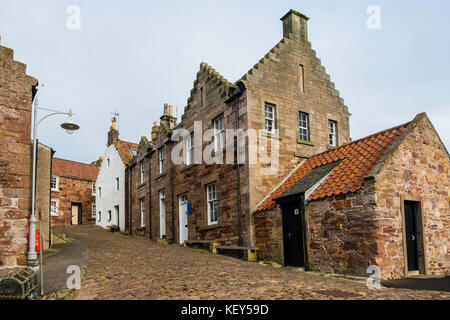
0,45,37,267
373,115,450,279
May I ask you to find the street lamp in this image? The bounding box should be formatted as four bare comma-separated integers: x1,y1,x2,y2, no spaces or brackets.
27,98,80,266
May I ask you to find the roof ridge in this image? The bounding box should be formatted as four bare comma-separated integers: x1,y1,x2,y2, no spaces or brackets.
53,157,98,167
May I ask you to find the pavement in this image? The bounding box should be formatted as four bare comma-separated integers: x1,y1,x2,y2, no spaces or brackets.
42,224,450,300
38,232,87,295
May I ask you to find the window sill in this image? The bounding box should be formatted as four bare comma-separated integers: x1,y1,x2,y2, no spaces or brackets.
327,145,337,150
138,182,147,190
297,139,314,146
294,152,308,159
199,223,219,231
156,172,167,180
51,189,59,192
261,131,281,140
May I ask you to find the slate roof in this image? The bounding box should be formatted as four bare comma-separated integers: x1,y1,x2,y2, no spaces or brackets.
255,121,411,212
52,158,99,181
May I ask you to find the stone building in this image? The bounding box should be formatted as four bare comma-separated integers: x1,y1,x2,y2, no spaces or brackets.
50,158,99,227
96,118,138,231
126,10,351,248
0,45,38,267
254,113,449,280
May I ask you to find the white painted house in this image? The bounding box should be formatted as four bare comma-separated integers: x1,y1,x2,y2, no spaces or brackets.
96,118,138,231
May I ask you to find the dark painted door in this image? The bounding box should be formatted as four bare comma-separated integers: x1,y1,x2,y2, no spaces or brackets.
282,202,304,267
404,202,418,271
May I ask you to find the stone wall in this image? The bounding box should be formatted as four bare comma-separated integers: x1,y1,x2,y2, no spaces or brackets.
0,45,37,267
254,179,379,277
373,115,450,279
51,176,96,226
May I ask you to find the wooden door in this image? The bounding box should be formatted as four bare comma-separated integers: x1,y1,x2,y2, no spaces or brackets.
178,195,188,244
404,202,419,271
282,201,305,267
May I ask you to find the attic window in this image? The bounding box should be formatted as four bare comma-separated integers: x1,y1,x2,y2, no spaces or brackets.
200,87,204,107
299,64,305,92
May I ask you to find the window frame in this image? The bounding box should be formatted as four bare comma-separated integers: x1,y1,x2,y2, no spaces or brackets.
299,64,305,93
264,103,276,133
50,200,59,217
213,115,225,152
51,176,59,191
92,181,96,196
159,147,165,174
298,111,310,141
98,187,102,198
206,183,218,225
140,198,145,227
115,177,120,191
92,204,96,218
98,211,101,222
328,120,338,147
108,210,112,222
140,160,145,184
186,133,194,165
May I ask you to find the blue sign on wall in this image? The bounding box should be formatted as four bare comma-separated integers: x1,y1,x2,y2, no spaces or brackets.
187,202,193,214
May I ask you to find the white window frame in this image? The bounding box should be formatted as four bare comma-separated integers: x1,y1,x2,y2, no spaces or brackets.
92,181,96,196
159,148,165,174
213,115,225,152
92,204,96,218
50,200,59,217
140,198,145,227
206,183,218,225
299,112,309,141
329,120,337,147
140,160,145,184
264,104,275,133
186,133,194,165
51,176,59,191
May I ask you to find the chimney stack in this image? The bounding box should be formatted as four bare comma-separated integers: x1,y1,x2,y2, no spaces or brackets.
160,103,177,130
107,117,119,146
151,121,159,141
280,9,309,42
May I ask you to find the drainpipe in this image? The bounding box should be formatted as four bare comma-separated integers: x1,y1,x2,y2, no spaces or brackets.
170,143,175,244
147,150,152,240
234,86,243,246
48,148,55,249
128,165,132,235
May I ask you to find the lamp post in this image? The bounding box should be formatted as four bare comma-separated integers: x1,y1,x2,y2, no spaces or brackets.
27,98,80,266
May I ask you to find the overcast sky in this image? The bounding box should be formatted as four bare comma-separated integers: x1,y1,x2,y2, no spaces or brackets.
1,0,449,163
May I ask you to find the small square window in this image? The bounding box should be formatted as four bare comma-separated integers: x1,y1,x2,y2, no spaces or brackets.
51,176,58,191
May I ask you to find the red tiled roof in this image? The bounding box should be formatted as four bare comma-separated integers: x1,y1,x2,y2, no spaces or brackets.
254,122,411,212
52,158,99,181
115,140,139,164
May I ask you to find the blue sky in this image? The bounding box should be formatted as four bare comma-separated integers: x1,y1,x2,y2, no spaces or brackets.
1,0,449,163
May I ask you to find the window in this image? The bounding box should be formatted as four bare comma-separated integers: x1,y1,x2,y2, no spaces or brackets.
299,64,305,92
92,204,96,218
115,177,119,191
186,133,194,165
159,148,165,174
298,112,310,141
50,200,58,216
107,158,110,167
329,120,337,147
140,161,145,184
213,115,225,152
207,183,218,225
140,198,145,227
51,176,58,191
98,211,101,222
200,87,204,107
114,205,119,226
98,187,102,198
92,182,96,195
264,103,275,133
108,210,112,221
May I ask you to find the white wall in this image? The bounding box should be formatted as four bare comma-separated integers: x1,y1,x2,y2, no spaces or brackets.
95,144,126,231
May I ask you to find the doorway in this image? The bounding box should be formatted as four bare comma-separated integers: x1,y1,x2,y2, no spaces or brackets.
404,201,424,273
71,203,82,225
178,194,188,244
281,201,305,267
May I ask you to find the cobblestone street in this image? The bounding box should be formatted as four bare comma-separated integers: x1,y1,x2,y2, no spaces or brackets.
47,225,449,300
